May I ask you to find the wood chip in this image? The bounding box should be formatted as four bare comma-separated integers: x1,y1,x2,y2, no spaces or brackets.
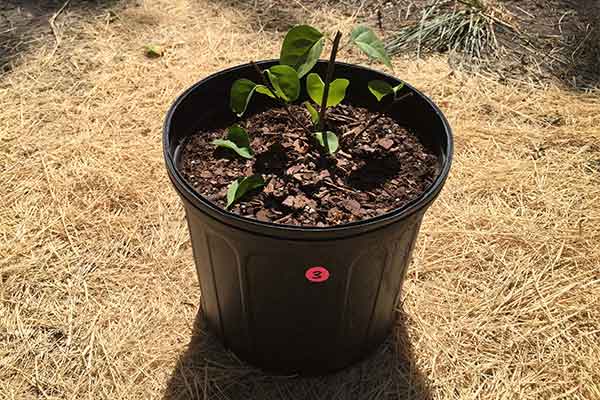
286,164,304,175
256,210,270,222
378,138,395,150
264,179,276,194
343,199,363,216
282,195,317,210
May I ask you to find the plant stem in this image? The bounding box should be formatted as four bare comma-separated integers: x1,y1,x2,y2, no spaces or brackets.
250,61,311,135
355,92,413,137
318,31,343,133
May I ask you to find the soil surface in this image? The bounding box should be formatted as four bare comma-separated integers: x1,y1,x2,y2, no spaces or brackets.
178,104,439,227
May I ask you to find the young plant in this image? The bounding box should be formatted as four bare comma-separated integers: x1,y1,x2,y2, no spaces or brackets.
223,24,401,208
300,26,393,154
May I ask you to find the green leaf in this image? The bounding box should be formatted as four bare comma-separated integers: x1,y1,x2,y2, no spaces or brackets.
314,131,339,154
266,65,300,102
303,101,319,125
368,81,405,101
227,124,250,148
212,125,253,159
306,73,324,105
230,79,257,117
350,26,393,69
392,83,404,96
145,44,164,58
327,79,349,107
368,80,394,101
256,85,276,98
212,139,253,159
280,25,325,78
226,175,265,209
229,79,277,117
306,73,349,107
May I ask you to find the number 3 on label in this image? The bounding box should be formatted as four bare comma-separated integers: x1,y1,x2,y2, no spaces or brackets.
305,266,330,282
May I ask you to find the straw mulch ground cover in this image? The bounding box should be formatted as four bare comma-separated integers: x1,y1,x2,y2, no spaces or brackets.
1,0,599,398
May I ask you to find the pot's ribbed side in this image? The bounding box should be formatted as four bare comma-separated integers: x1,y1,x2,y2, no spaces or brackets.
184,201,426,374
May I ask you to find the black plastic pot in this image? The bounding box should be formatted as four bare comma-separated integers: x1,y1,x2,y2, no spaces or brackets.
163,60,452,375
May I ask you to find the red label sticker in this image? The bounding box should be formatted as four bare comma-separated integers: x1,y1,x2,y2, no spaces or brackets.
305,266,330,282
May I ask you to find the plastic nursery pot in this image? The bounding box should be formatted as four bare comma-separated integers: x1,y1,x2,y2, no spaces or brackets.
163,60,453,375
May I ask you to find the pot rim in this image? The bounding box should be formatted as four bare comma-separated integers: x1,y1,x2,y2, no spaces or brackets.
163,60,453,239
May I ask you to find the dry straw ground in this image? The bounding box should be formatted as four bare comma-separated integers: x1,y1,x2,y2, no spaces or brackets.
1,0,599,399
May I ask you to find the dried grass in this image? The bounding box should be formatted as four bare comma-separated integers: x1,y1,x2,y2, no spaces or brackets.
385,0,501,62
1,0,599,399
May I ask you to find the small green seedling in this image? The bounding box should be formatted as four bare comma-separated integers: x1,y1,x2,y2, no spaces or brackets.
314,131,339,153
212,124,253,159
222,23,403,208
226,175,265,209
306,72,347,154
